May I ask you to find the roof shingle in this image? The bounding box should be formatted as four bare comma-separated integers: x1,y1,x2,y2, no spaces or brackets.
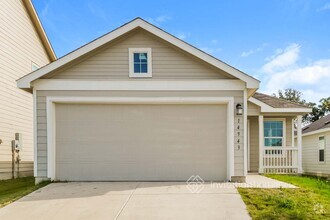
253,92,310,108
302,114,330,134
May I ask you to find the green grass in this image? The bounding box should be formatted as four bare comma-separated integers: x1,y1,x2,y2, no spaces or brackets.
238,175,330,220
0,177,50,208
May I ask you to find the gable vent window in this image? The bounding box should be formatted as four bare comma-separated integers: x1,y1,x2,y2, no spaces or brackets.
129,48,152,77
319,136,325,162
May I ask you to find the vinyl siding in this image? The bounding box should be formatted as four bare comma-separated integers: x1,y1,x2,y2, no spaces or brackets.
36,90,245,178
0,0,50,178
247,101,260,116
302,131,330,176
45,28,235,80
248,116,295,172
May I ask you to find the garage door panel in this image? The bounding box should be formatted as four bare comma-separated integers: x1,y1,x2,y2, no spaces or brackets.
55,104,227,181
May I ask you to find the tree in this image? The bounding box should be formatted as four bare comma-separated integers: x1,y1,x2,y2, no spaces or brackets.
273,89,330,124
275,89,306,104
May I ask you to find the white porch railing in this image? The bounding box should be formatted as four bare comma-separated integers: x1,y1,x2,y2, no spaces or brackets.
263,147,299,174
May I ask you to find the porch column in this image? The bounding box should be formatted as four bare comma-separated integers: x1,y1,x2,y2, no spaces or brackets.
297,115,303,174
258,115,264,173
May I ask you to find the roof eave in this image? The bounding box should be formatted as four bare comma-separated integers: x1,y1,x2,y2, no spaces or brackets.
302,127,330,137
249,97,312,114
17,18,259,90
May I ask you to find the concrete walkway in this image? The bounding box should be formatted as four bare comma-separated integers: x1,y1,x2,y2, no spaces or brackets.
234,175,297,188
0,182,251,220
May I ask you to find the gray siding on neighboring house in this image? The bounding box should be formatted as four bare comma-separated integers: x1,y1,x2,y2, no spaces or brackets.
302,131,330,176
44,29,235,80
36,90,245,178
0,0,50,178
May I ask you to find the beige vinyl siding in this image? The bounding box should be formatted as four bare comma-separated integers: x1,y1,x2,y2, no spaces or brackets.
248,116,295,172
248,116,259,172
302,131,330,176
45,29,235,80
247,101,260,116
36,90,244,178
0,0,50,178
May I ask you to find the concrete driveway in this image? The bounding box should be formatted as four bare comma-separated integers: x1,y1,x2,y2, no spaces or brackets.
0,182,250,220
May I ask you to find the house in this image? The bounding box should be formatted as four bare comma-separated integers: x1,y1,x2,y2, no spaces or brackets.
0,0,56,179
301,114,330,177
17,18,311,183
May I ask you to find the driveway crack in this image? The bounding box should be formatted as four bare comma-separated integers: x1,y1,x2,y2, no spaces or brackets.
114,182,140,220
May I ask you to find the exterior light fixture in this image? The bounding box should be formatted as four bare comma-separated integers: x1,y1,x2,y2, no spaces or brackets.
236,104,243,115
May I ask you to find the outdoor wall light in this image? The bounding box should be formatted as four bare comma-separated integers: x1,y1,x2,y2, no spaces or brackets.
236,104,243,115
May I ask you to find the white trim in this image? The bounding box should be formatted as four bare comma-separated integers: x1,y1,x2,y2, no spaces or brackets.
33,88,37,176
302,127,330,137
129,48,152,77
247,119,250,172
292,118,295,147
263,118,286,147
17,18,259,89
249,97,311,113
46,96,235,181
258,115,264,173
297,115,303,173
318,135,326,163
32,79,246,91
243,89,248,176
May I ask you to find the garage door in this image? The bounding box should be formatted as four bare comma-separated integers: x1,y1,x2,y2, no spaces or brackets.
55,103,227,181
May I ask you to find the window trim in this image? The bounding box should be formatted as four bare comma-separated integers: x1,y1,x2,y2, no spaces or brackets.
129,48,152,78
263,118,286,147
318,135,325,163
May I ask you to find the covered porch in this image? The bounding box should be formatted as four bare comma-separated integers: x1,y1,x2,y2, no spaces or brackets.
247,93,311,174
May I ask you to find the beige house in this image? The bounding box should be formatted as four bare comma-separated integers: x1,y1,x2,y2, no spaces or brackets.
0,0,56,179
17,18,311,183
301,114,330,177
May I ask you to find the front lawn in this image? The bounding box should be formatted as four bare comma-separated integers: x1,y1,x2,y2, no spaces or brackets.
238,175,330,219
0,177,50,208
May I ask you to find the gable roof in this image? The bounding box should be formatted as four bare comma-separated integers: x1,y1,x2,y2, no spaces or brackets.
302,114,330,135
249,92,312,113
23,0,56,61
17,17,259,90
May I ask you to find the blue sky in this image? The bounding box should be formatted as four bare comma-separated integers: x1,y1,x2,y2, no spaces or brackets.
33,0,330,103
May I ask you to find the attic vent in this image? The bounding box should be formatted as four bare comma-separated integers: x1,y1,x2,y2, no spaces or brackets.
303,127,309,131
325,120,330,125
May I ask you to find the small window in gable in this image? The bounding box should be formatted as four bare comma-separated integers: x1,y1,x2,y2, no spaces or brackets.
129,48,152,77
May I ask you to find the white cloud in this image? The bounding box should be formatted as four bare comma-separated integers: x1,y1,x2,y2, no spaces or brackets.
147,15,172,26
317,3,330,12
200,47,222,54
211,39,218,44
261,43,300,73
155,15,172,23
260,44,330,102
176,33,187,40
241,43,268,57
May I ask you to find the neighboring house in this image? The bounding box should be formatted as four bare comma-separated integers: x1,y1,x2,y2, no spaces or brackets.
301,114,330,177
0,0,56,179
17,18,311,183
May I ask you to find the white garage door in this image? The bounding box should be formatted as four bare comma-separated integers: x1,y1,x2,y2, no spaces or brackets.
55,103,227,181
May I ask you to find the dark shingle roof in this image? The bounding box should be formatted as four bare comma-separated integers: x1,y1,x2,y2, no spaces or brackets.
253,92,309,108
302,114,330,134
